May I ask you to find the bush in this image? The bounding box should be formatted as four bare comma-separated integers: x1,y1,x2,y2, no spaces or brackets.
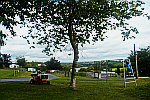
79,68,92,72
76,72,87,77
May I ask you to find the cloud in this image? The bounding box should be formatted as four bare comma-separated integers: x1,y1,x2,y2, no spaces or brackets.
0,0,150,63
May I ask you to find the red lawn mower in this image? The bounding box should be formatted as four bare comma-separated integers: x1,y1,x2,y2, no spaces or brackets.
30,73,50,84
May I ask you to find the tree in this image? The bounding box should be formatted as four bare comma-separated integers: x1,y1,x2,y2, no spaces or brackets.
0,30,7,48
0,0,149,87
0,54,11,68
45,57,62,70
31,61,37,67
117,65,120,75
0,30,7,63
128,46,150,76
94,61,100,71
0,31,10,68
16,56,27,68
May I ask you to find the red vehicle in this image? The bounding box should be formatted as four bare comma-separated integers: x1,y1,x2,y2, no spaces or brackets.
30,73,50,84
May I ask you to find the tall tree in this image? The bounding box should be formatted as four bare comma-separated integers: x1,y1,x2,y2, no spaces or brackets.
0,0,149,87
0,54,11,68
128,46,150,76
0,30,7,68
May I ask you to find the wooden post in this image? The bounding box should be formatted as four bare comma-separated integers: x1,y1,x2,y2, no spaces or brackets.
98,61,101,80
123,59,126,88
106,60,108,82
14,70,15,76
15,70,17,76
68,72,69,77
134,44,136,76
110,69,112,77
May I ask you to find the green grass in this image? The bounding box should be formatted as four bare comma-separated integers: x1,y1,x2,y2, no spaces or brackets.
0,73,150,100
80,67,88,69
0,69,32,79
103,68,127,72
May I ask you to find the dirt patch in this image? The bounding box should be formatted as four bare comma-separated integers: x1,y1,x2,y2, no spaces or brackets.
136,78,148,81
136,78,141,81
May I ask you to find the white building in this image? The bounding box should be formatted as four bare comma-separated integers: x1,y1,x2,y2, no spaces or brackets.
38,64,41,66
70,68,80,72
9,64,19,68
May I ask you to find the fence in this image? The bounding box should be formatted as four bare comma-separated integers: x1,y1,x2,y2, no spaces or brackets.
54,71,94,78
55,71,123,79
13,68,26,76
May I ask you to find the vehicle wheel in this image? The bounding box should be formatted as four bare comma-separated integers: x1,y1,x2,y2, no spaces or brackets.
47,81,50,84
30,79,34,84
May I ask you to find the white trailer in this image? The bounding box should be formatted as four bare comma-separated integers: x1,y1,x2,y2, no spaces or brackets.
28,68,36,72
9,64,19,68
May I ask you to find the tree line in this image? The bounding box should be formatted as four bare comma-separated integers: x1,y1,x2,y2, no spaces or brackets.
128,46,150,77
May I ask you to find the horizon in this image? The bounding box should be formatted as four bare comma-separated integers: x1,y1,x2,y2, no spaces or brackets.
0,0,150,63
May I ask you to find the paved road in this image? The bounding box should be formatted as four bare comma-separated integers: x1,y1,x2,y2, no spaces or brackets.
0,74,60,82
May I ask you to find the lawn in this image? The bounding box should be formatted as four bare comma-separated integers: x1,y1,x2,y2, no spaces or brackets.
0,73,150,100
0,69,32,79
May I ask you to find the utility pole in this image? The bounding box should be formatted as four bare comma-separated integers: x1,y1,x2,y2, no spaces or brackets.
135,53,138,79
134,44,136,71
0,31,1,82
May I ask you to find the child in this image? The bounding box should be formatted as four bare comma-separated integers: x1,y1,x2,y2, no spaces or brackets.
125,61,131,76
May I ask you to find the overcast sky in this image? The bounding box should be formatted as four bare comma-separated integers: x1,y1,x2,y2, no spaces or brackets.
1,0,150,63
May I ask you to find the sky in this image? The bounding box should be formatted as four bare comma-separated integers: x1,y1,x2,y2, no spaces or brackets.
0,0,150,63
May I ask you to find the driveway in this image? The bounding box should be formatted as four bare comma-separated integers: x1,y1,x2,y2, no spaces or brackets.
0,74,60,82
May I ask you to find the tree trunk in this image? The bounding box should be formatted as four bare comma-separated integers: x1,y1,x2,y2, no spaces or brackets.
68,1,79,88
70,45,79,88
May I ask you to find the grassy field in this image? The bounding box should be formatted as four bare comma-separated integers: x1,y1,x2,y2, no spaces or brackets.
80,67,88,69
103,68,126,72
0,69,32,79
0,73,150,100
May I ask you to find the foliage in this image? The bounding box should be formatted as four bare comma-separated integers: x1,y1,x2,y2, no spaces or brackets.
78,68,92,72
44,57,62,70
0,30,7,46
26,61,44,68
1,0,148,45
93,61,107,71
77,62,94,68
117,66,120,75
16,55,27,67
108,61,122,68
61,64,72,71
0,53,11,68
87,65,94,70
128,46,150,76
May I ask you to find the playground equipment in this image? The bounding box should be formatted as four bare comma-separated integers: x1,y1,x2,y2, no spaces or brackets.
95,60,108,83
30,73,50,84
123,59,137,87
96,59,137,87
